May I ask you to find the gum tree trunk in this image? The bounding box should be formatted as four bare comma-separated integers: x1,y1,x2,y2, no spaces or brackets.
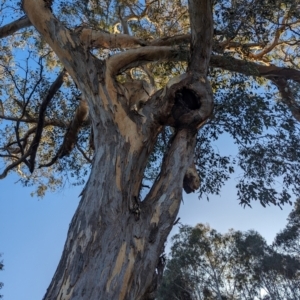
44,104,196,299
22,0,214,299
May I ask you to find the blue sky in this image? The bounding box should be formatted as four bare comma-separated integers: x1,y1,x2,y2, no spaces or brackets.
0,164,293,300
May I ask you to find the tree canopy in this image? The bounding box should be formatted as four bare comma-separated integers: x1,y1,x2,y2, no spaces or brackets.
0,0,300,205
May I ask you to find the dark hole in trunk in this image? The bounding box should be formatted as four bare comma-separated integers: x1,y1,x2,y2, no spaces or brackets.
175,88,201,110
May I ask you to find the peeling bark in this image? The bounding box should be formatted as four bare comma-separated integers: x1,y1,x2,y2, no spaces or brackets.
42,79,204,299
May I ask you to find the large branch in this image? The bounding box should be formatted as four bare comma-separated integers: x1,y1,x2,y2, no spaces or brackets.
0,16,31,38
210,55,300,84
78,28,147,49
0,16,186,49
108,46,300,104
107,46,187,76
210,56,300,122
144,128,196,207
188,0,213,73
22,0,95,90
149,34,190,46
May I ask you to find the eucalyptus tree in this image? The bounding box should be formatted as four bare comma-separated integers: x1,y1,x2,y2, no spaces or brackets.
1,0,300,299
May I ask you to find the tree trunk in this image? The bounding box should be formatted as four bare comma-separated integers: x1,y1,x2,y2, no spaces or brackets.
43,83,197,299
21,1,214,299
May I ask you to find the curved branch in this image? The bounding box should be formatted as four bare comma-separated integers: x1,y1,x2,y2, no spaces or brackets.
108,46,300,126
38,152,59,169
28,70,67,172
76,143,92,164
107,46,187,76
107,45,300,88
0,16,31,39
22,0,89,85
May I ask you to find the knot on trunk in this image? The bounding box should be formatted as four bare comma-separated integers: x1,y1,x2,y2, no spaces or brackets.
166,73,214,128
183,162,200,193
172,87,202,126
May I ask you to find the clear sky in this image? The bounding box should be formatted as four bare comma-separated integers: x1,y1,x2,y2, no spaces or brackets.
0,167,293,300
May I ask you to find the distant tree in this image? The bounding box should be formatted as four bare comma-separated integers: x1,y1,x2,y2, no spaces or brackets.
274,198,300,256
158,224,245,300
235,230,300,299
1,0,300,298
158,224,300,300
